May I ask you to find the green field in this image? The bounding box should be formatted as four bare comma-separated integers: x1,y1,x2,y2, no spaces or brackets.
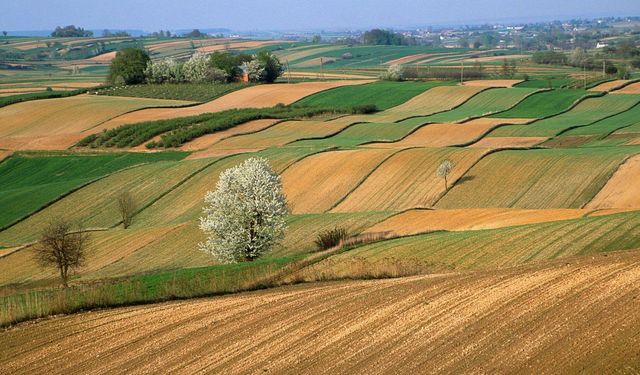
290,117,429,148
97,82,250,102
294,81,452,110
489,94,640,137
313,211,640,273
0,152,187,230
489,89,588,119
424,87,538,123
560,102,640,136
436,147,638,209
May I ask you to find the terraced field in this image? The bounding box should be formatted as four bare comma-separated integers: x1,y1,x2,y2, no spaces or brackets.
282,149,397,213
310,211,640,273
0,96,192,150
96,81,371,129
488,89,587,118
555,101,640,138
437,147,640,209
0,152,186,230
2,249,639,374
586,154,640,209
424,87,538,123
332,147,489,212
490,94,640,137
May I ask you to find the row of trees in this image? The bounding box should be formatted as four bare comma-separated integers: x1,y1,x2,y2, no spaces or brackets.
108,48,284,85
532,48,619,74
51,25,93,37
362,29,416,46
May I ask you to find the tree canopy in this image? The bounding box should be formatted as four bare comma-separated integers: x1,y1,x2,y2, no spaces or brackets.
108,48,151,85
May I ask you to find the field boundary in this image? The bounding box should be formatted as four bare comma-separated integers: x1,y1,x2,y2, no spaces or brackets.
358,120,433,147
581,152,640,209
554,97,640,138
453,88,548,124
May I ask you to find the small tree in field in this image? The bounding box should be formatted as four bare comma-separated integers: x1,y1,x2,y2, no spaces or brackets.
383,64,405,81
33,218,89,287
199,157,289,263
437,159,454,190
117,191,136,229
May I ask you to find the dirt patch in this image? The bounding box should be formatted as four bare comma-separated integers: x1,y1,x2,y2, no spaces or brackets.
0,150,12,162
2,250,639,374
586,155,640,209
589,79,630,92
0,134,85,151
469,136,548,148
462,79,523,87
96,81,372,130
363,208,590,236
611,81,640,94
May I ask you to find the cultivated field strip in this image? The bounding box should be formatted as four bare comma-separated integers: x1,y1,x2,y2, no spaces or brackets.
132,148,315,227
424,87,539,123
0,159,212,246
311,211,640,273
436,147,640,209
586,154,640,209
489,89,588,119
363,208,591,236
2,250,639,374
611,81,640,94
332,147,489,212
589,79,631,92
282,149,398,213
95,81,371,129
369,118,532,148
490,94,640,137
467,136,548,148
0,95,191,141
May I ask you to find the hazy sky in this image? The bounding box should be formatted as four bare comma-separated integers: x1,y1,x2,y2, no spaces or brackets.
4,0,640,31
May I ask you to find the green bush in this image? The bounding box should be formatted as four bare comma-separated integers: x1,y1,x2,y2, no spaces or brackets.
351,104,378,114
314,227,349,251
107,48,150,84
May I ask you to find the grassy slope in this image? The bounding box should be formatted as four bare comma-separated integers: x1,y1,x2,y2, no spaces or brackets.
488,89,587,118
489,94,640,137
0,152,186,229
561,102,640,136
437,147,640,209
294,81,452,110
315,211,640,273
424,87,538,123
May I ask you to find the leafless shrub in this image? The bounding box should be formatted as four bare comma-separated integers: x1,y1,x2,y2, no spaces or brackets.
117,191,136,229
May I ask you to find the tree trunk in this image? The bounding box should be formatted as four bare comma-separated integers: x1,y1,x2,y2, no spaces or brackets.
444,175,448,190
59,265,68,288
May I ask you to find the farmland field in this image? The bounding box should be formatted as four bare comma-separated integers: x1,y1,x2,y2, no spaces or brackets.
488,89,588,118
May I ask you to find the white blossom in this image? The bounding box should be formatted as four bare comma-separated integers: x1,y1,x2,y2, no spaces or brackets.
383,64,405,81
145,58,183,83
183,53,210,83
199,157,289,263
244,60,266,82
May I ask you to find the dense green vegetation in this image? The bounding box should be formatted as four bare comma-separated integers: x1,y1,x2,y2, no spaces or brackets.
562,102,640,136
96,82,249,102
0,152,187,229
489,89,590,118
107,48,150,84
294,81,452,110
425,87,538,123
78,106,352,148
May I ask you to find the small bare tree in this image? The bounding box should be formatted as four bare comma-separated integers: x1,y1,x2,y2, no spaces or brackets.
437,159,455,190
33,218,89,287
117,191,136,229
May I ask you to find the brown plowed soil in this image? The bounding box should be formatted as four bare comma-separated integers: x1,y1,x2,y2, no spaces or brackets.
2,250,639,374
462,54,529,63
0,134,85,151
196,40,286,53
586,154,640,209
462,79,523,87
86,51,117,63
369,118,532,148
384,53,432,65
469,136,548,148
611,81,640,94
181,119,280,152
589,79,630,92
0,150,12,162
95,81,371,130
363,208,590,236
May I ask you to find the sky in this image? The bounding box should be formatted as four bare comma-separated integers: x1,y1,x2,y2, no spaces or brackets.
3,0,640,31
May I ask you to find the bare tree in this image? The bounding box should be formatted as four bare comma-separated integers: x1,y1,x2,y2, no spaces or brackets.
117,191,136,229
437,160,455,190
33,218,89,287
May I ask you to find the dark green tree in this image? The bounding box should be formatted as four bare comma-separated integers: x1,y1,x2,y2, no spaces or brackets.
255,51,284,83
107,48,150,84
209,52,251,82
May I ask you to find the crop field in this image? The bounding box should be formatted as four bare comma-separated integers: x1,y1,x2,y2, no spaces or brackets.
437,147,640,209
586,155,640,209
461,79,523,87
468,136,548,148
424,87,538,123
363,208,590,236
589,79,631,92
0,159,211,246
293,80,451,110
0,152,186,230
3,249,639,374
97,82,249,102
132,148,314,227
488,89,587,118
182,119,281,152
368,85,486,122
312,210,640,273
282,149,398,213
558,102,640,137
369,117,532,148
290,117,430,149
0,95,192,150
611,81,640,94
490,94,640,137
332,147,489,212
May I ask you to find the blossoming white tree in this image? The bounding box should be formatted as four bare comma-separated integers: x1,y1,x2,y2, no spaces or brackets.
183,53,210,83
383,64,405,81
199,157,289,263
145,58,183,83
437,159,455,190
244,59,265,82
